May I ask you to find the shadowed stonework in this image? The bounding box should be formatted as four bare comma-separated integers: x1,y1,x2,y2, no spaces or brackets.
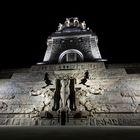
0,17,140,126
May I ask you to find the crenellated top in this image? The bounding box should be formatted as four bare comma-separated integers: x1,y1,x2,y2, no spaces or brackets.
57,17,90,33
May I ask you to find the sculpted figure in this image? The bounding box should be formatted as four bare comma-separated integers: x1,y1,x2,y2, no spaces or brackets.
79,70,90,87
44,72,52,86
60,78,70,109
74,17,79,27
58,23,63,31
81,21,86,29
52,76,77,111
65,18,70,27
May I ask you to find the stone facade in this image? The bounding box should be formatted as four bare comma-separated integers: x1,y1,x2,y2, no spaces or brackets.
0,17,140,126
0,62,140,126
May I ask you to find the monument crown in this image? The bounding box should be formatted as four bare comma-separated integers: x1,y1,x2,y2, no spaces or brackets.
57,17,87,32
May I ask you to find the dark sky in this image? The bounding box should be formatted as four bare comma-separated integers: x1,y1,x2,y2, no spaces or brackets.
0,2,140,69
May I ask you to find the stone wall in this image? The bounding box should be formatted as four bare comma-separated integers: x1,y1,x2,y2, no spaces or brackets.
0,62,140,126
43,34,101,63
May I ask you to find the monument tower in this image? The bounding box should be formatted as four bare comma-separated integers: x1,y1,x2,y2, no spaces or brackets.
0,17,140,126
43,17,104,64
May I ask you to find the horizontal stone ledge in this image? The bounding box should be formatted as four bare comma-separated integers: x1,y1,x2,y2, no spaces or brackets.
0,112,140,115
0,113,37,115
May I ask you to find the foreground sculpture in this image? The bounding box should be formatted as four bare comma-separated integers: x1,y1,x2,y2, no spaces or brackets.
0,17,140,126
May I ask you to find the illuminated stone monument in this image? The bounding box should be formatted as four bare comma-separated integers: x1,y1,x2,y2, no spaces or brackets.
0,17,140,126
43,17,102,64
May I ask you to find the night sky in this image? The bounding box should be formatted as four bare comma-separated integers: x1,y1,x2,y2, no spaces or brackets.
0,2,140,70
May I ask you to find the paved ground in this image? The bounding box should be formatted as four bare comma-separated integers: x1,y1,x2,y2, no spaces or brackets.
0,126,140,140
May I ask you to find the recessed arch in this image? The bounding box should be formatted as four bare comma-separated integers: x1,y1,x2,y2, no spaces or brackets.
58,49,84,63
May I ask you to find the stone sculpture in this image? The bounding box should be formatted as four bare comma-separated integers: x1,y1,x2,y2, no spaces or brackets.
60,78,70,110
58,23,63,31
65,18,70,27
